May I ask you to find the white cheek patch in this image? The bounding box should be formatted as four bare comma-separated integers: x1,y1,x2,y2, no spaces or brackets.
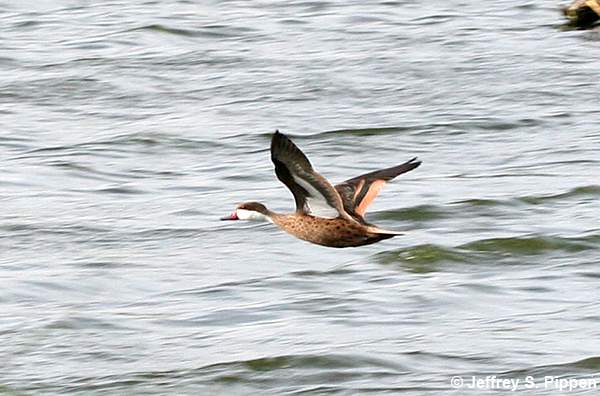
236,209,271,222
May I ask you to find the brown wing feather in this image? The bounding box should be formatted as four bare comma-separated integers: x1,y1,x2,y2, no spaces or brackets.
271,131,354,220
355,179,386,217
271,131,312,212
272,157,308,213
335,157,421,222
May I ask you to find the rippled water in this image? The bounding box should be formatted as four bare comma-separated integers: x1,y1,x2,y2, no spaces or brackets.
2,1,600,395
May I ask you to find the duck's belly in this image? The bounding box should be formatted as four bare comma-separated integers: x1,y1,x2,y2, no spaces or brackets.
275,216,390,248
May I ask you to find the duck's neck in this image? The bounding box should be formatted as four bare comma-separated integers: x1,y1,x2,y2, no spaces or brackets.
253,206,303,224
263,207,296,225
261,207,277,224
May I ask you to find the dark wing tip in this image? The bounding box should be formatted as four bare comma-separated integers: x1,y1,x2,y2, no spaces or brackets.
270,130,313,170
375,157,421,181
271,129,287,151
271,130,286,157
409,157,422,168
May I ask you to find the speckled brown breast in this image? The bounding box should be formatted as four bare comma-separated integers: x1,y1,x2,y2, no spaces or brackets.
271,214,395,248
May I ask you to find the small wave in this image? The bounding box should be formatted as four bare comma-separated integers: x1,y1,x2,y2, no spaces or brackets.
12,19,42,28
317,126,415,137
0,135,32,153
0,223,110,237
132,24,259,39
17,132,228,160
461,236,594,255
441,117,542,131
503,356,600,379
410,14,457,25
234,353,403,372
0,55,18,66
72,261,125,269
108,133,213,149
47,160,138,182
452,198,514,207
3,222,206,248
95,186,147,195
291,267,358,277
571,357,600,370
157,353,407,388
129,227,206,241
45,315,130,331
453,185,600,208
39,353,406,394
519,185,600,205
135,24,201,37
376,244,474,272
1,76,116,105
376,235,598,269
374,205,448,222
247,127,419,142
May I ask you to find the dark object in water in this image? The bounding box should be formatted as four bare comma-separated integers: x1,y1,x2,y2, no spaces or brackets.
563,0,600,27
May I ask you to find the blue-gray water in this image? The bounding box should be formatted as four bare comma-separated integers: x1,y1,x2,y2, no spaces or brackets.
1,1,600,395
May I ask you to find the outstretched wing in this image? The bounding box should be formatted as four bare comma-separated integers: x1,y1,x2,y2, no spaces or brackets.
271,131,355,220
335,158,421,223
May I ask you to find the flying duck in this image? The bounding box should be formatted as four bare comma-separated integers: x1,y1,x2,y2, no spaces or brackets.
222,131,421,248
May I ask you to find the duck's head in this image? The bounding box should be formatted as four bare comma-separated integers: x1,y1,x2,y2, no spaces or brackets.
221,202,270,221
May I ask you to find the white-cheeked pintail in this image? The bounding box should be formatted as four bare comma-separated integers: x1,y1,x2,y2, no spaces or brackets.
222,131,421,248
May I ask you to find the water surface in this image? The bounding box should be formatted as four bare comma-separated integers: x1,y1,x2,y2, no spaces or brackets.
1,1,600,394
